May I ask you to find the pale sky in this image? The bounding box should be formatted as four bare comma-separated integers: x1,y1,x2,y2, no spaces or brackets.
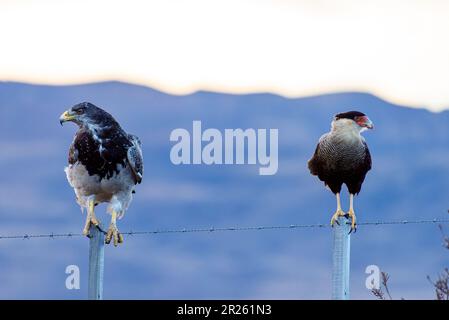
1,0,449,110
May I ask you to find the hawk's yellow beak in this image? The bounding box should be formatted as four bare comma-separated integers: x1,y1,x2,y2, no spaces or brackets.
59,110,76,125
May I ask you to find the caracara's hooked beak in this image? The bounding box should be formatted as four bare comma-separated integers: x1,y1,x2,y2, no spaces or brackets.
59,110,76,126
357,116,374,129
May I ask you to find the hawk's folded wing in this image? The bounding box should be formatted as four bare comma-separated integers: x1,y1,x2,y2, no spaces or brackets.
127,134,144,184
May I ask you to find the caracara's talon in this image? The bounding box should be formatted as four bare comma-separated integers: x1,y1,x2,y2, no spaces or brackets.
105,225,122,246
330,209,346,227
346,209,357,234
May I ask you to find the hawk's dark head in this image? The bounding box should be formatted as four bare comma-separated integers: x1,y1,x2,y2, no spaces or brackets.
59,102,118,128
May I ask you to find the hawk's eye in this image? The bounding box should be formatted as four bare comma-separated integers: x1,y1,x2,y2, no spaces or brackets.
74,108,84,115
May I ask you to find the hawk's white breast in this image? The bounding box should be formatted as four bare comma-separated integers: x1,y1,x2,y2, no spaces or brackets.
65,161,135,217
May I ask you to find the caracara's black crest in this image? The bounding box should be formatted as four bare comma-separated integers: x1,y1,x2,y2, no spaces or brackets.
335,111,366,121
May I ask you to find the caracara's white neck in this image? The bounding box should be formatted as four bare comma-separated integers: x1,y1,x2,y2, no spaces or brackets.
330,119,365,143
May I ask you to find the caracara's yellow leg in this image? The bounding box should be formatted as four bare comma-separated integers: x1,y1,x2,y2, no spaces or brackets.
347,193,357,232
330,193,346,227
105,210,124,246
82,198,99,236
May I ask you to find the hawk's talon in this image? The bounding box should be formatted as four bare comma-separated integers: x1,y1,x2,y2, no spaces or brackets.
105,225,123,246
83,198,100,237
90,216,99,226
82,217,102,237
83,217,103,238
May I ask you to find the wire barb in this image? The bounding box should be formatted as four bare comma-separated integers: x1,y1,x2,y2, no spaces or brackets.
0,218,447,240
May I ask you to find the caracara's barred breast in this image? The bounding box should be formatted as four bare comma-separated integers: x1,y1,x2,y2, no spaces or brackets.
308,133,371,195
314,133,368,171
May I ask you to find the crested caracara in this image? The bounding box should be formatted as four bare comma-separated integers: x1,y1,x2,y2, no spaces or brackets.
308,111,373,233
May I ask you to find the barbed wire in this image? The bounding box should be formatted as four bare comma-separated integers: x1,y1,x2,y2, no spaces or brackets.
0,218,448,240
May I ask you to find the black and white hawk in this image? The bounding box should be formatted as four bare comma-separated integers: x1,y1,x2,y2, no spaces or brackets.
308,111,373,233
60,102,143,246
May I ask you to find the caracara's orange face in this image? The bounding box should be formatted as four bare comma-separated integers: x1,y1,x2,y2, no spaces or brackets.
354,115,374,129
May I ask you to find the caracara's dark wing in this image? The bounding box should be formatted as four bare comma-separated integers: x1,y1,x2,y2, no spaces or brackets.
308,138,342,194
127,134,144,184
362,141,372,173
307,134,343,193
308,134,330,177
308,143,323,177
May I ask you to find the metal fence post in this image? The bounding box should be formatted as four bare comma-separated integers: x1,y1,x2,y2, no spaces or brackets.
88,225,105,300
331,216,351,300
